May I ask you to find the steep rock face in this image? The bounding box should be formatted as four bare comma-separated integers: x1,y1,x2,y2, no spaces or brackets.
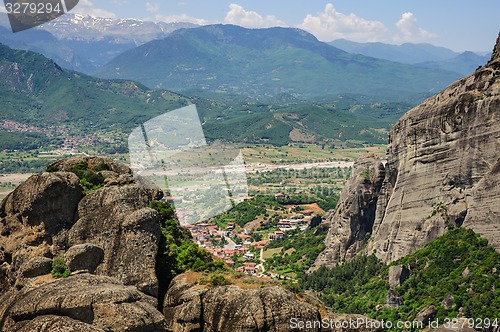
312,156,385,269
367,36,500,262
316,33,500,265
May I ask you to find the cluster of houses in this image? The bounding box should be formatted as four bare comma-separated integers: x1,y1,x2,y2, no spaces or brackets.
182,196,318,275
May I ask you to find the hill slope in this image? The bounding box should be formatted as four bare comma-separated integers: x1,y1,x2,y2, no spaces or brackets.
0,43,190,152
329,39,459,64
97,24,461,99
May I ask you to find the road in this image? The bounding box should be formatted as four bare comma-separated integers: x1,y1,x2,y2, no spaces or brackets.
245,160,354,173
224,235,237,250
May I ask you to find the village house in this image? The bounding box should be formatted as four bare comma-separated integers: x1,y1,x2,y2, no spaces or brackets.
243,262,257,274
268,231,284,241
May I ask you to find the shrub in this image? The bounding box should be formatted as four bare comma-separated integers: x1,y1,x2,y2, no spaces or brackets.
209,274,230,287
51,256,71,279
46,165,59,172
93,162,111,172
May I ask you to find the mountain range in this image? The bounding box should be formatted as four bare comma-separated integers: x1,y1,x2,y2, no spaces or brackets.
0,13,488,81
96,24,461,99
330,38,490,76
0,43,416,152
0,13,197,73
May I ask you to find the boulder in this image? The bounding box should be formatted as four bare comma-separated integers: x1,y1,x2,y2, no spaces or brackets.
64,243,104,273
388,265,410,288
17,256,52,279
0,172,83,234
164,274,321,332
385,289,403,308
415,305,437,325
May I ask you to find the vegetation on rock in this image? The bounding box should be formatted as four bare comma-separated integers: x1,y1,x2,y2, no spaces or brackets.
303,228,500,324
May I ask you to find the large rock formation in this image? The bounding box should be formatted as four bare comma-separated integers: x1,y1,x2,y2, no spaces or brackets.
316,32,500,266
311,156,385,269
164,274,382,332
0,274,167,331
0,157,169,331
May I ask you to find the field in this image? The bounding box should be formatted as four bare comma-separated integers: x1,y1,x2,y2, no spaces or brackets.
0,173,33,200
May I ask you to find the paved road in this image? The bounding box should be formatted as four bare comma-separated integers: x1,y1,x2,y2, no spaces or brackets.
245,161,354,173
224,235,237,250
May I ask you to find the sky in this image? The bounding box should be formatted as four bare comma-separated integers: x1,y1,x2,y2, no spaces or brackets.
31,1,500,52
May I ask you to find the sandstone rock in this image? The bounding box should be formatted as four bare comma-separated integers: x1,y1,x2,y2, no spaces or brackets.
17,256,52,279
0,274,167,331
48,156,131,176
64,243,104,273
15,315,104,332
441,295,455,310
312,155,385,269
0,172,83,292
385,289,403,308
67,186,162,297
388,265,410,288
366,42,500,262
0,172,83,234
164,274,321,332
461,266,471,278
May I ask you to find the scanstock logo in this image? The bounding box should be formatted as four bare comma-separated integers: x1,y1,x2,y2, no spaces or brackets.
128,105,248,225
3,0,79,32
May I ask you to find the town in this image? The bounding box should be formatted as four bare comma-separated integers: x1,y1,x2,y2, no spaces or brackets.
182,197,319,276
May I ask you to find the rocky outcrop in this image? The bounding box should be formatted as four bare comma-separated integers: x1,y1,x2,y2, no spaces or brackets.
0,156,169,331
2,156,353,332
0,274,167,331
316,32,500,266
164,274,320,332
67,185,162,297
311,155,385,269
164,274,383,332
64,243,105,273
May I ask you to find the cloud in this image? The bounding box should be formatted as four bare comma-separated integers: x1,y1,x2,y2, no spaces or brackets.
394,12,437,42
151,14,207,25
74,0,117,18
223,4,286,28
146,2,160,14
298,3,387,42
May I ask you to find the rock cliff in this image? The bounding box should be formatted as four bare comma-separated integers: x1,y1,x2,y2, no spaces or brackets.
311,156,385,269
316,32,500,266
